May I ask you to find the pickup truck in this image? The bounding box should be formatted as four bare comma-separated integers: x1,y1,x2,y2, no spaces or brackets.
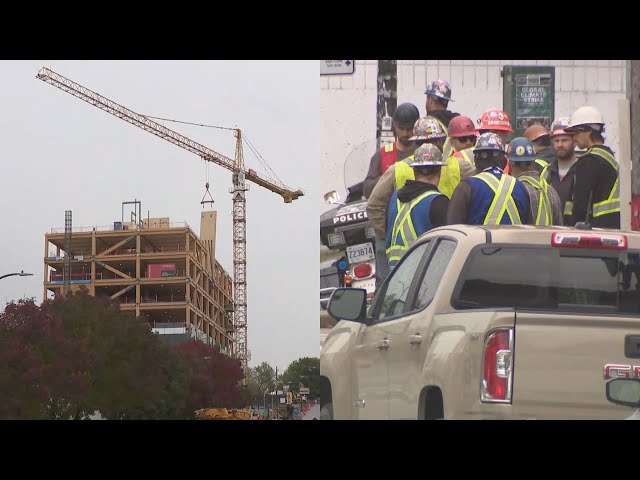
320,225,640,420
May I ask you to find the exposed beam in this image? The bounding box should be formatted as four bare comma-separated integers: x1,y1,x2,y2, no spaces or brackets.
96,261,131,279
110,284,135,300
97,235,135,258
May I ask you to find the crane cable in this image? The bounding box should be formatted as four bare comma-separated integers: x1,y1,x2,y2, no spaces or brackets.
144,114,284,188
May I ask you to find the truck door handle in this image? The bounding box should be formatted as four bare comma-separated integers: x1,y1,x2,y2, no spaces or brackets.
377,338,390,350
409,334,422,345
625,335,640,359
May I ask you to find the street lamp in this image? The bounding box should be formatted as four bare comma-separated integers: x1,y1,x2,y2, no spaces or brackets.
0,271,33,281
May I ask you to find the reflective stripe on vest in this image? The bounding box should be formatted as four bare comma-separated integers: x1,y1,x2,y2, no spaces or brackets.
564,201,574,217
519,175,553,225
475,172,523,225
563,146,620,218
541,163,551,183
456,148,475,167
590,147,620,217
434,117,453,160
535,158,549,170
386,190,440,264
380,142,398,174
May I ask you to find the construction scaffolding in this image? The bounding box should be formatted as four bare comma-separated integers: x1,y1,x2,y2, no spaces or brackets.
43,209,234,354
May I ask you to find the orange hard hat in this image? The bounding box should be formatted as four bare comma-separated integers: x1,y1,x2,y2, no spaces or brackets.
448,115,477,138
523,124,549,142
477,109,513,133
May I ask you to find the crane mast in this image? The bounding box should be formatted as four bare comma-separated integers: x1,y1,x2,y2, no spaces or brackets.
37,67,303,372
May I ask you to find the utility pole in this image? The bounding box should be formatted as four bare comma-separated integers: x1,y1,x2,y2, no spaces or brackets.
377,60,398,151
628,60,640,230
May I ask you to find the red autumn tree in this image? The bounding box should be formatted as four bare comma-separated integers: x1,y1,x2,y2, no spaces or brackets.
174,340,249,416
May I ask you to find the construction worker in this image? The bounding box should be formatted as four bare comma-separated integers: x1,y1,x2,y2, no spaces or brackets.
523,124,555,172
424,80,460,160
386,143,449,268
447,115,478,179
367,116,447,287
506,137,563,226
563,105,620,229
447,133,529,225
363,102,420,198
541,118,579,224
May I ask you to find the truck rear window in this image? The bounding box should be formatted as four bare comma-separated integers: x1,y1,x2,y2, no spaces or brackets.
453,246,640,314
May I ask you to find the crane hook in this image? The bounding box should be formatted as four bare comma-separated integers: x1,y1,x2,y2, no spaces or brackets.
201,182,215,207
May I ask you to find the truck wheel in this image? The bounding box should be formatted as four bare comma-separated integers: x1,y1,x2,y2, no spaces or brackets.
320,402,333,420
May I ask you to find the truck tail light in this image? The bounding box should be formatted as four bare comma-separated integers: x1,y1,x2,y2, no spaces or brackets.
481,329,513,403
551,232,627,250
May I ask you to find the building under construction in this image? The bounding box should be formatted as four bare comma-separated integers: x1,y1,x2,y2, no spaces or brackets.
43,203,235,355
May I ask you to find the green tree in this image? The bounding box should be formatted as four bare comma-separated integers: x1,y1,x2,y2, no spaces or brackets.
279,357,319,398
251,361,276,395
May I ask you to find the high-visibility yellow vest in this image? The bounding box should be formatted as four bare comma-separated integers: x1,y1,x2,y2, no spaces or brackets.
433,117,454,160
475,172,523,225
519,175,553,225
564,146,620,218
386,190,441,265
535,158,549,170
394,155,460,199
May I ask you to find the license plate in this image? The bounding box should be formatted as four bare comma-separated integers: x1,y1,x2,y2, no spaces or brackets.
352,277,375,294
346,242,375,264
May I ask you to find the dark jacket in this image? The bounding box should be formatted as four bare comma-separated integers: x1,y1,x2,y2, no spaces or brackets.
542,159,579,225
428,110,460,130
569,145,619,229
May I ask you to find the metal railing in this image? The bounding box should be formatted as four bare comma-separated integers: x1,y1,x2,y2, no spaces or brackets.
50,221,190,234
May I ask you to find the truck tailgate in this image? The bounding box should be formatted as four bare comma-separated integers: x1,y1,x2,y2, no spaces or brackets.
512,311,640,419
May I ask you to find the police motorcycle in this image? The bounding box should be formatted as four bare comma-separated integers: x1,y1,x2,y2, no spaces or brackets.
320,139,378,310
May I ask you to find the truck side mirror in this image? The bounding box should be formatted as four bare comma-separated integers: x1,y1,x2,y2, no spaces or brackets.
606,378,640,408
327,288,367,323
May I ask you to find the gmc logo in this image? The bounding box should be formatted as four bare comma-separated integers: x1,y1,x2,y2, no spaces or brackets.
603,364,640,379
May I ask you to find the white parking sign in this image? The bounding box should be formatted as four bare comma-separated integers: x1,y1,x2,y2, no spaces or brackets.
320,60,355,75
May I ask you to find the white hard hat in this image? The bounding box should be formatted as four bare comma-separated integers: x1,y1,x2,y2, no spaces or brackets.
565,105,604,132
410,143,446,167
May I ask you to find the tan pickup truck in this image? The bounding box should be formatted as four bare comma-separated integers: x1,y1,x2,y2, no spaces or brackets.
320,225,640,420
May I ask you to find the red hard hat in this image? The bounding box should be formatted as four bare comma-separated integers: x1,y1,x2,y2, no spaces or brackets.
448,115,477,138
477,109,513,133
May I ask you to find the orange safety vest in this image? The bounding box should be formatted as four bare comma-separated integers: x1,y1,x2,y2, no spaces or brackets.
380,143,398,174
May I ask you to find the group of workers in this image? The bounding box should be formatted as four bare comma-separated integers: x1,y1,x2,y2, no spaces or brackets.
363,80,621,285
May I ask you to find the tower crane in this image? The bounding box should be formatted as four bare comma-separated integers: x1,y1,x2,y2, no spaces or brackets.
37,67,304,373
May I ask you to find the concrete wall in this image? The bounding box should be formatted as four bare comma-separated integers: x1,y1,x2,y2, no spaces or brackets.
321,60,627,213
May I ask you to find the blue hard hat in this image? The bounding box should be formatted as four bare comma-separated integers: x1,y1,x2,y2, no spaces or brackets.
506,137,536,163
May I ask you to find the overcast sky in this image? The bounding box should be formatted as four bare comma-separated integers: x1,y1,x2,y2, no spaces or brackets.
0,60,319,372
